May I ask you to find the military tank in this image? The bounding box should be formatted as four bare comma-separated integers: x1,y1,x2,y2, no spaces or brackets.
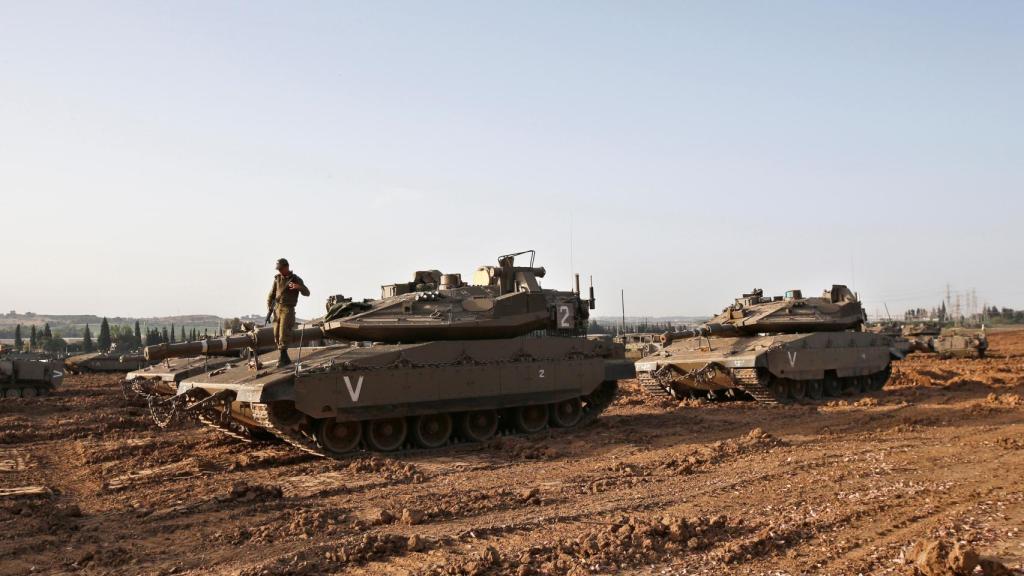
146,251,633,456
636,285,891,403
65,350,150,373
868,322,988,360
932,328,988,359
1,352,64,398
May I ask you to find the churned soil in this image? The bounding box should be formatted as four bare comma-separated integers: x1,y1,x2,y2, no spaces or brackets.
2,331,1023,575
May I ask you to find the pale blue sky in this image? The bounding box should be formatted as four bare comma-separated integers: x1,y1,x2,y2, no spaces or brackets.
1,1,1021,320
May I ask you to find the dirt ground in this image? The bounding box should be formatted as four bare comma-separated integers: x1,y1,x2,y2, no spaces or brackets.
2,331,1023,576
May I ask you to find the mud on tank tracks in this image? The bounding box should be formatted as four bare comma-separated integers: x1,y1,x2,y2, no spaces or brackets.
2,331,1024,575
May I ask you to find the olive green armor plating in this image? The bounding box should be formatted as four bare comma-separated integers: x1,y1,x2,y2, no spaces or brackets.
150,252,632,458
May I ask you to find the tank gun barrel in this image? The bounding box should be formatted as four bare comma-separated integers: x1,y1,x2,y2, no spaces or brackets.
144,326,325,361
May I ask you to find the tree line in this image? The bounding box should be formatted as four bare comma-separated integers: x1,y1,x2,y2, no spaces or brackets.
8,318,220,354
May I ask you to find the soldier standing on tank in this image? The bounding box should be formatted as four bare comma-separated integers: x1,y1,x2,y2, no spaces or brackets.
267,258,310,367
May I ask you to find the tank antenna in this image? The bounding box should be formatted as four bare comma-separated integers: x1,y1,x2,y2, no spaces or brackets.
620,289,626,336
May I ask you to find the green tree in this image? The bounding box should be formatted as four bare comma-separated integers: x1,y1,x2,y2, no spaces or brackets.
170,324,176,344
162,326,169,343
29,325,37,350
97,318,112,351
42,323,53,342
134,321,142,347
14,324,22,351
82,324,95,352
180,325,186,342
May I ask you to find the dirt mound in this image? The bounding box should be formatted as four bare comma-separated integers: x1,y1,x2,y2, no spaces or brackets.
242,533,430,575
347,456,426,482
427,515,737,575
986,393,1023,407
220,481,283,502
906,539,1016,576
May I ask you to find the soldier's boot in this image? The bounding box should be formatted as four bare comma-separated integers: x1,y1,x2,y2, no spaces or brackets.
278,349,292,367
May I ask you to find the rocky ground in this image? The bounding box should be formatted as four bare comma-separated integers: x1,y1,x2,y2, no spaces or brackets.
2,331,1023,576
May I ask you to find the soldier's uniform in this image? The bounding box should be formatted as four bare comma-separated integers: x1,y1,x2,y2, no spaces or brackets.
267,258,310,364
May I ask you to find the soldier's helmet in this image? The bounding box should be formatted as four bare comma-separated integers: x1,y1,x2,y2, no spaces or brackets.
276,258,289,269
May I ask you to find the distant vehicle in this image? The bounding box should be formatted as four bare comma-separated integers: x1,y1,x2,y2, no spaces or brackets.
1,351,64,398
636,286,891,403
65,350,150,373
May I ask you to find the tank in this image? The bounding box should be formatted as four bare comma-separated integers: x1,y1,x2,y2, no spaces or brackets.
143,252,634,457
636,285,892,403
1,352,64,398
932,329,988,359
868,322,987,359
65,350,150,373
615,333,665,360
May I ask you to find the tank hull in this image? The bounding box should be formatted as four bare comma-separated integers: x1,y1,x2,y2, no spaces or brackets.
65,352,151,373
636,332,891,402
170,337,632,457
1,356,64,398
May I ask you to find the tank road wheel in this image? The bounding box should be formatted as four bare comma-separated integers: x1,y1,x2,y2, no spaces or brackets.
549,397,583,428
21,387,38,399
315,419,362,456
805,380,824,400
768,379,789,403
458,410,499,443
4,387,21,399
841,377,863,396
411,414,453,449
364,418,408,452
869,367,892,391
513,404,549,433
823,374,841,397
787,380,807,400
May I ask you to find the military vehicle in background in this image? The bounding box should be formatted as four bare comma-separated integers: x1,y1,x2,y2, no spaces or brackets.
1,352,64,398
145,251,632,457
932,328,988,359
65,350,150,373
615,333,664,360
867,322,988,360
636,285,891,403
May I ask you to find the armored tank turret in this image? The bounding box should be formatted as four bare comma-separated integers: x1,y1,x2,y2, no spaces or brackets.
637,285,892,403
145,252,633,457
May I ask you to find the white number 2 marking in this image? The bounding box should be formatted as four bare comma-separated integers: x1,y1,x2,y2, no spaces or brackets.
538,369,546,379
344,375,365,402
558,305,572,328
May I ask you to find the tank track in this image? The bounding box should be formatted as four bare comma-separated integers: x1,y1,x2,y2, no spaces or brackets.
732,368,780,405
641,366,891,405
247,380,619,460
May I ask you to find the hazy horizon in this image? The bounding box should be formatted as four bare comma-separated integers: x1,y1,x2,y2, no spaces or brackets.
3,2,1022,321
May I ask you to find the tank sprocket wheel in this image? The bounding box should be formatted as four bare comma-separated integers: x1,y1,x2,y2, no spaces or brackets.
512,404,549,433
4,388,21,399
410,413,453,449
315,419,362,455
787,380,807,400
823,374,841,397
805,380,824,400
549,397,583,428
458,410,499,443
365,418,408,452
21,387,38,399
